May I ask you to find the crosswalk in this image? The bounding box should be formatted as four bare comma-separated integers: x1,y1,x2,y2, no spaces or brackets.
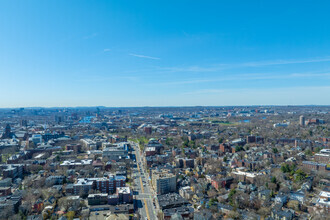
136,193,153,199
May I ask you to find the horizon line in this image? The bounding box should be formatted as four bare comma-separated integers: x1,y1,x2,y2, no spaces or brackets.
1,104,329,109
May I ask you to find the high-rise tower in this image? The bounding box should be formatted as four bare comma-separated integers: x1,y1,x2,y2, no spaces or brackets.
299,115,305,127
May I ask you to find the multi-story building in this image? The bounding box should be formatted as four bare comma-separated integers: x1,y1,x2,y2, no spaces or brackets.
313,190,330,214
0,187,11,196
73,179,95,195
152,170,176,195
144,126,152,135
219,143,231,153
73,175,126,195
60,159,92,168
42,132,65,142
66,144,82,153
299,115,305,126
31,134,42,145
314,153,330,163
95,176,126,194
116,187,132,203
246,135,264,144
0,194,21,214
145,147,156,156
147,139,163,153
211,177,234,190
88,188,132,206
87,193,108,205
179,186,194,200
45,176,65,186
302,161,328,171
0,178,12,187
102,147,127,161
183,158,194,168
80,139,97,150
1,165,24,179
231,171,262,184
109,135,127,143
108,194,120,205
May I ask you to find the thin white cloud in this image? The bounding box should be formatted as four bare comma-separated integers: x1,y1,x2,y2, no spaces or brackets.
158,56,330,73
161,71,330,86
241,57,330,67
129,53,160,60
103,48,111,52
75,75,139,83
289,72,330,77
161,65,225,72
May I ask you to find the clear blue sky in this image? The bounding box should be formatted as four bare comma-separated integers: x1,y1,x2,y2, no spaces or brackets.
1,0,330,107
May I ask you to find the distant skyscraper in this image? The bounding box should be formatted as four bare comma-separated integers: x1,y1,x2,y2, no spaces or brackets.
299,115,305,127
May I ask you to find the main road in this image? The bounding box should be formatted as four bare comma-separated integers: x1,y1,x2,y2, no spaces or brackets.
130,141,157,220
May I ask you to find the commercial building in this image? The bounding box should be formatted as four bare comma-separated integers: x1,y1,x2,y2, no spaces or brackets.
157,193,189,210
87,188,132,206
163,206,194,220
88,193,108,205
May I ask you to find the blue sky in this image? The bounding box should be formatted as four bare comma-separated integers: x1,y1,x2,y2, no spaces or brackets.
0,0,330,107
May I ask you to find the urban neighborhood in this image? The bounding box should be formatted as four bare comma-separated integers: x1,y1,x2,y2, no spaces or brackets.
0,106,329,219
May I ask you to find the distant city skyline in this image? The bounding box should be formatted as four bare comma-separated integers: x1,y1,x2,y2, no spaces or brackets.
1,1,330,107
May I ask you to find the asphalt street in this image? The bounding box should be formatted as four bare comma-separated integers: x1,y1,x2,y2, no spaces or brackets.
130,141,157,220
